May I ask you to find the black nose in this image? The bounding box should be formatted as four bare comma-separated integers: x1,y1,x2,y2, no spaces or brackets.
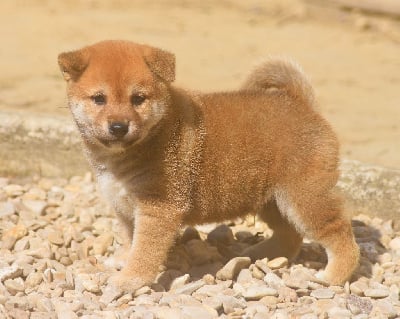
109,122,129,138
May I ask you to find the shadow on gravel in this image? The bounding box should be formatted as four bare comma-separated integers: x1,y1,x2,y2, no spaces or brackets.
160,218,387,289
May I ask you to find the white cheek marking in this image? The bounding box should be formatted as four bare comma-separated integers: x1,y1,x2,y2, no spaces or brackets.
69,99,90,126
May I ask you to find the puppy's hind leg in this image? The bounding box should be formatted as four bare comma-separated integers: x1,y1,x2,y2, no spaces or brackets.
275,188,359,285
242,200,303,262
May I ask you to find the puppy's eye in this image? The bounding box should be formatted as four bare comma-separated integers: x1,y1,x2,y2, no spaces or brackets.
131,94,146,107
91,94,106,106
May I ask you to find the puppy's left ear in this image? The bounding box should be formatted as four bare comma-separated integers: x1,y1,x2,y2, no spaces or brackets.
58,49,89,82
143,46,175,82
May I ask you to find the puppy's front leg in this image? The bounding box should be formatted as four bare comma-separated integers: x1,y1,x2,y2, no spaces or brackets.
111,203,182,292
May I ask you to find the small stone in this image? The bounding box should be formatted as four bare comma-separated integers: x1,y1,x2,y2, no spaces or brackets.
82,279,101,294
115,293,133,306
237,268,253,284
372,299,398,319
202,274,215,285
388,237,400,251
53,301,78,319
27,246,53,260
4,184,24,197
284,278,308,290
5,308,29,319
4,278,25,294
170,274,190,290
152,306,183,319
327,307,352,318
0,201,15,217
252,265,265,280
36,297,54,312
0,265,23,282
202,296,223,312
216,257,251,280
378,252,392,264
79,210,94,229
264,272,284,289
220,295,247,314
363,288,389,299
43,268,54,283
350,281,369,296
181,305,218,319
310,288,335,299
255,259,271,274
181,226,201,243
260,295,279,306
174,279,205,295
156,269,184,290
99,285,123,304
4,296,29,311
346,294,373,315
92,232,114,255
267,257,288,269
14,237,30,252
207,224,234,245
25,272,43,288
242,285,278,300
133,286,151,297
197,284,227,297
22,200,47,215
132,294,156,306
278,286,298,303
2,224,28,250
48,231,64,246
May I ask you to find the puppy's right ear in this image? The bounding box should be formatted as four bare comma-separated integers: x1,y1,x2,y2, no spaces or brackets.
58,50,89,82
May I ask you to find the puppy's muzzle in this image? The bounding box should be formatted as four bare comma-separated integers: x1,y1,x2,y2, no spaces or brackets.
109,122,129,138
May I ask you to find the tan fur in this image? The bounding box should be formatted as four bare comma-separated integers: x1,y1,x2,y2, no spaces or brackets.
58,40,359,290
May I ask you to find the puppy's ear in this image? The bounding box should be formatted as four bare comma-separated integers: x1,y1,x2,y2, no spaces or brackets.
143,46,175,82
58,50,89,82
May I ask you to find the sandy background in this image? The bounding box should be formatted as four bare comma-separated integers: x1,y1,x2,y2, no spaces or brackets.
1,0,399,169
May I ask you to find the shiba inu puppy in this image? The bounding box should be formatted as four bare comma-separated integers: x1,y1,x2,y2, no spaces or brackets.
58,40,359,291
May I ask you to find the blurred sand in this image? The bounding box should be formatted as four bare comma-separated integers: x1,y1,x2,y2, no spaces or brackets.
1,0,399,168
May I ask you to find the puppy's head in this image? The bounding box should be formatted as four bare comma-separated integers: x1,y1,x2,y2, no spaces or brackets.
58,40,175,150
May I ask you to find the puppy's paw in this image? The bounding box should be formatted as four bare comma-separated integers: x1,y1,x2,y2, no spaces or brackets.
108,272,147,293
315,270,341,286
104,255,126,270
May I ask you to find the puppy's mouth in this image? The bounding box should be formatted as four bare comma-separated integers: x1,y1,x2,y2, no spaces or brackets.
97,136,139,150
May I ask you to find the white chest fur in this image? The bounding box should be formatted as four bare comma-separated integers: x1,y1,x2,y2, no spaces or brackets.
96,171,134,217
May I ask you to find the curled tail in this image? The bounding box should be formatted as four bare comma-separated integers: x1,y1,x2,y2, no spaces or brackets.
242,57,316,108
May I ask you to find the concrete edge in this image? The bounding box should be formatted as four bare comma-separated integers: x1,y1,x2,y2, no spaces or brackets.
0,111,399,220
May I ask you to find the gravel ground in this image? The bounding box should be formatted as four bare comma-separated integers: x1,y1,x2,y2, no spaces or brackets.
0,174,399,319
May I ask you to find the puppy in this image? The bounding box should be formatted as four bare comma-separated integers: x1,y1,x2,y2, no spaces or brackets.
58,40,359,290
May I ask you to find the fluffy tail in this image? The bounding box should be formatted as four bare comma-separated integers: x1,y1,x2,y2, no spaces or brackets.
242,57,316,107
